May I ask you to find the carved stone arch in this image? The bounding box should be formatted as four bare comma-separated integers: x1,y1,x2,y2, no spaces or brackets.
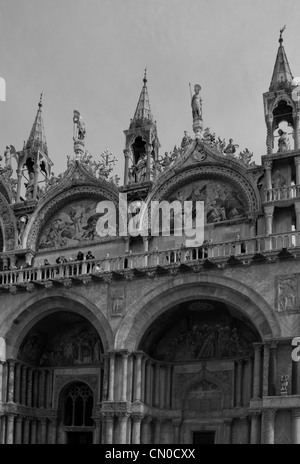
0,190,17,252
25,185,121,251
54,376,99,410
147,164,260,215
272,95,295,113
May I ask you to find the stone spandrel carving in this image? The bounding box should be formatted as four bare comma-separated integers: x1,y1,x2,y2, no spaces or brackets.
109,287,125,317
277,275,298,312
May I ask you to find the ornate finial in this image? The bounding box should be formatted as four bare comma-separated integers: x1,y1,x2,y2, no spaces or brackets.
143,67,147,85
38,92,43,108
279,25,286,45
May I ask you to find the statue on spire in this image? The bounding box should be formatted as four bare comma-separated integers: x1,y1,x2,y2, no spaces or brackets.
73,110,86,142
190,83,203,138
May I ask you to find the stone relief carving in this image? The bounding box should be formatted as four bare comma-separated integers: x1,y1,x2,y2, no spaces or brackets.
276,275,299,312
109,287,125,317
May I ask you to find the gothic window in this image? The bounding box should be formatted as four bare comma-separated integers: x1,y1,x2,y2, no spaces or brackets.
63,383,94,427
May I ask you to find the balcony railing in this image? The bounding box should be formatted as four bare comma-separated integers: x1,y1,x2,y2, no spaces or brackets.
264,185,300,202
0,231,300,287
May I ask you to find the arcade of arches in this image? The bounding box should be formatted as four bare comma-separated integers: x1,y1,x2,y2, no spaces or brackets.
0,293,291,445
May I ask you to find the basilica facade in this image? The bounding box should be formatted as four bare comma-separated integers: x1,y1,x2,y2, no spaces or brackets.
1,31,300,445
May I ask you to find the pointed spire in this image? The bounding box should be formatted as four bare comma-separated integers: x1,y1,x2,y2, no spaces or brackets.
26,93,48,155
269,26,293,91
131,68,153,124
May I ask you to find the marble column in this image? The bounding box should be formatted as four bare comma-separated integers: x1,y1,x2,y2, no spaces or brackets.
252,343,262,399
15,416,22,444
6,414,15,444
269,342,277,396
264,205,274,236
173,420,181,444
0,361,3,402
49,419,57,444
236,360,243,407
23,417,31,444
154,363,160,408
121,352,128,402
123,149,130,185
14,363,21,404
108,352,115,402
117,413,129,444
134,353,143,402
26,368,33,407
39,370,46,408
0,415,6,444
40,418,47,444
21,365,27,405
154,419,162,444
33,370,39,408
94,418,102,444
262,409,276,444
292,409,300,444
264,160,273,188
141,357,147,403
132,414,143,444
262,343,270,397
145,361,152,406
46,369,53,408
141,417,152,444
30,419,37,444
250,411,261,444
165,365,172,409
105,413,114,444
7,360,15,403
295,201,300,231
295,156,300,186
159,365,165,409
223,419,232,444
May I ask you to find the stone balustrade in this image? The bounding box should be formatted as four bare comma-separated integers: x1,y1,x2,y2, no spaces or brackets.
264,185,300,202
1,231,300,286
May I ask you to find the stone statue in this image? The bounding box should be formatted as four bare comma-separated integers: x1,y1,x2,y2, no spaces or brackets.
238,148,253,166
224,138,239,155
278,277,296,311
73,110,86,141
17,215,28,245
191,84,202,120
25,172,35,200
4,146,11,167
134,153,147,183
181,131,193,148
280,374,289,396
278,129,290,152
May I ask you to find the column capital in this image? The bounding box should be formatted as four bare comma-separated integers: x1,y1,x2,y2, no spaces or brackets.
253,342,263,351
264,205,275,217
263,409,277,420
292,408,300,418
249,410,261,418
294,200,300,213
101,412,115,422
39,417,48,425
116,412,130,422
223,418,233,425
131,413,144,423
134,352,143,360
295,156,300,166
120,350,130,358
263,160,273,169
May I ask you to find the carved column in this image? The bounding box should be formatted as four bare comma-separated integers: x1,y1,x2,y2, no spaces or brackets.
141,357,147,403
33,369,39,407
108,352,115,402
264,205,274,236
165,365,172,409
269,342,277,396
40,418,47,444
292,409,300,444
154,363,160,407
21,365,27,405
23,417,31,444
132,413,143,444
0,361,3,402
15,416,22,444
134,353,143,402
265,117,274,155
6,414,15,444
223,419,232,444
26,368,33,407
295,156,300,189
121,352,129,402
159,365,165,409
262,409,276,444
143,237,149,266
123,149,130,186
141,416,152,444
146,361,152,406
105,413,114,444
252,343,262,399
46,369,53,408
39,370,46,408
14,363,21,403
250,411,261,444
236,360,243,407
294,201,300,231
117,413,129,444
0,416,6,444
264,160,273,189
294,114,300,150
173,420,181,444
94,418,101,444
30,419,37,444
7,360,15,403
154,419,162,444
262,343,270,397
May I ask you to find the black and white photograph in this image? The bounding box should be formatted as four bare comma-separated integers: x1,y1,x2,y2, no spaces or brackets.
1,0,300,448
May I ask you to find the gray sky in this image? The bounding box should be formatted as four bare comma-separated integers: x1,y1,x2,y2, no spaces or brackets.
1,0,300,183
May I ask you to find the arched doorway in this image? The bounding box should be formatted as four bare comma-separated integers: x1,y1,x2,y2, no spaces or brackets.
137,299,262,444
